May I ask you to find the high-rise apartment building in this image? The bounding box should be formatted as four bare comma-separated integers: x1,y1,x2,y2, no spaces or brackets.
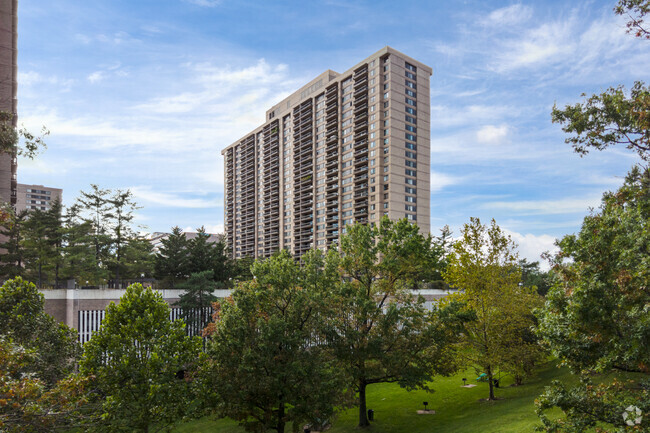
15,184,62,213
222,47,431,259
0,0,18,206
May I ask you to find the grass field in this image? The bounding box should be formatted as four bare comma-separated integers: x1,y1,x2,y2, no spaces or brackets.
174,362,571,433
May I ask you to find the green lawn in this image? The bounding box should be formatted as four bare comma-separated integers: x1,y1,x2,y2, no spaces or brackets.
175,362,571,433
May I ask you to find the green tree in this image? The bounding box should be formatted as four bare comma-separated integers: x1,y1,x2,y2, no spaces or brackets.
186,227,216,275
80,283,201,433
0,206,26,280
61,203,98,285
154,226,189,288
175,270,217,336
0,277,79,385
443,217,543,400
536,168,650,432
552,81,650,161
616,0,650,39
203,250,347,433
212,238,233,288
76,184,112,285
22,209,56,288
520,259,551,296
327,217,457,427
106,189,139,285
0,111,48,159
121,236,155,280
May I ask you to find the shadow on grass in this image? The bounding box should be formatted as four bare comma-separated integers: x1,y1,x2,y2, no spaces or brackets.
174,361,572,433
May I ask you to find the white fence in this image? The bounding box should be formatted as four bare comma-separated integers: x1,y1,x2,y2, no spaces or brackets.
78,307,213,344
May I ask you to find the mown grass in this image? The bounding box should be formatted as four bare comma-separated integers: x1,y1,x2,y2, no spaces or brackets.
175,361,572,433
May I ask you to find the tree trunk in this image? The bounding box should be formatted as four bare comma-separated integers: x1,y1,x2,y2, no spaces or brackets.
276,401,286,433
358,380,369,427
487,365,495,400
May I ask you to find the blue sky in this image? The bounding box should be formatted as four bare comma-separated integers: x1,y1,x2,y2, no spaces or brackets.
17,0,650,266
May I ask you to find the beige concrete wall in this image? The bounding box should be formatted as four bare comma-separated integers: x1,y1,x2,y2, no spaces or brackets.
42,288,231,330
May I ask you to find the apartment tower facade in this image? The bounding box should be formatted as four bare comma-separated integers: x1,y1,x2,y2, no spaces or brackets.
222,47,431,259
0,0,18,206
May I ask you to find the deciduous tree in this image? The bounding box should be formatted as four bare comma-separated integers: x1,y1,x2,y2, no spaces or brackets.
80,283,201,433
536,168,650,432
443,218,542,400
327,217,457,427
0,277,79,385
203,250,347,433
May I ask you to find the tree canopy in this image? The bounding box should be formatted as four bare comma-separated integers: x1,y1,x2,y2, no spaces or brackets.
80,283,201,432
203,249,346,433
326,217,458,427
443,218,543,400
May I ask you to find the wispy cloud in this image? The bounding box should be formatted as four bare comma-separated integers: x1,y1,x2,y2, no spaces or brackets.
183,0,222,7
481,4,533,27
131,187,218,209
481,196,602,215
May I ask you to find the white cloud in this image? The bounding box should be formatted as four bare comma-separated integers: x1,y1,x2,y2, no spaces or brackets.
504,229,559,270
481,196,602,215
430,171,462,192
87,71,105,83
183,224,224,234
183,0,221,7
476,124,509,144
131,187,218,209
482,4,533,27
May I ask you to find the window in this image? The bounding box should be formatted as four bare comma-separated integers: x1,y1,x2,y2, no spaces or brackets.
405,160,417,168
406,107,416,115
405,98,416,106
405,142,417,150
405,80,416,89
406,125,417,133
405,169,417,177
383,101,390,108
405,62,417,72
405,133,416,141
405,115,416,124
405,70,416,80
405,186,416,194
383,175,389,181
383,83,389,90
383,92,389,99
406,178,417,185
405,150,416,159
406,196,416,203
405,89,416,98
383,184,389,190
407,214,417,221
